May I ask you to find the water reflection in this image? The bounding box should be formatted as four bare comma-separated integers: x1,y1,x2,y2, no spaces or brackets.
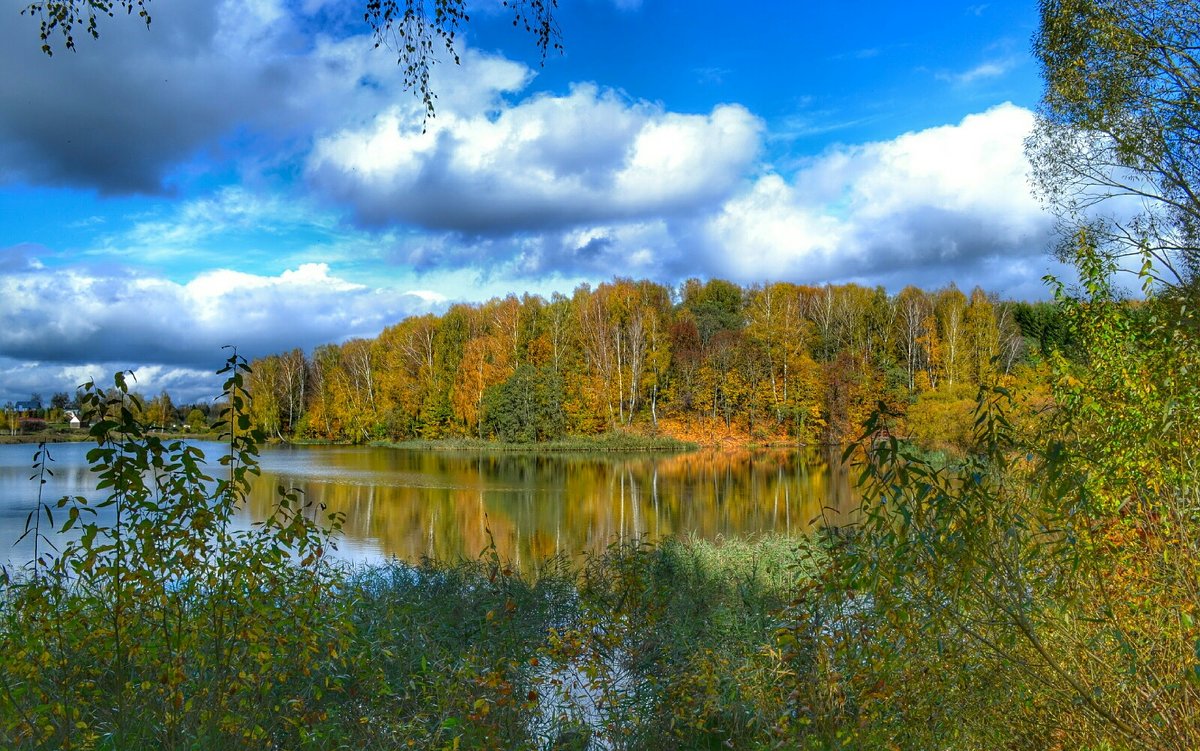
0,443,859,570
0,441,236,571
246,447,860,566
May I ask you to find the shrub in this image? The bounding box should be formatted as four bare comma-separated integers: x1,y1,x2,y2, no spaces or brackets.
783,248,1200,750
0,353,348,750
18,418,46,434
901,383,975,454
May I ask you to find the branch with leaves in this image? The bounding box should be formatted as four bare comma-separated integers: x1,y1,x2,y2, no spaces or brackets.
22,0,559,120
1029,0,1200,290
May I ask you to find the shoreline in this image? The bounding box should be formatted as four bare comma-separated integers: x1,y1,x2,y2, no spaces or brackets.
367,434,701,452
2,430,820,453
0,430,213,445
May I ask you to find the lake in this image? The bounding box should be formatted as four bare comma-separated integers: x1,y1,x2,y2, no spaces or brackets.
0,441,859,570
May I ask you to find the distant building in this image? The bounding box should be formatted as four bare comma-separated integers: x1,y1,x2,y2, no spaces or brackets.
65,410,82,429
14,400,39,412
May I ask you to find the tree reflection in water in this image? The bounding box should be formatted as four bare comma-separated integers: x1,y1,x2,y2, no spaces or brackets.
247,446,859,569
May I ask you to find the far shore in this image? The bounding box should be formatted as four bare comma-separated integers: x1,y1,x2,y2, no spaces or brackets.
0,430,214,446
3,429,815,452
367,433,700,453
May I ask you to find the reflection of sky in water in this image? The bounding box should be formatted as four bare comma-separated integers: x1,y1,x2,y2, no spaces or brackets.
325,536,385,565
1,443,859,571
0,441,240,571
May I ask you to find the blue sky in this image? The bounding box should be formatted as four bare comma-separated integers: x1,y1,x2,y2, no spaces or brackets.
0,0,1062,404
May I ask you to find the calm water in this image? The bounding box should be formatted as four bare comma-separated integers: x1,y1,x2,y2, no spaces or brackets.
0,442,859,569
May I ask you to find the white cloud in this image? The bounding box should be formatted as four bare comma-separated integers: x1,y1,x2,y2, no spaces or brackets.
307,80,763,233
692,103,1062,294
0,256,443,393
705,174,848,277
938,59,1013,85
302,103,1063,298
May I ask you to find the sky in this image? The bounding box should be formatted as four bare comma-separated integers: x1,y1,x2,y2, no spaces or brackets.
0,0,1065,405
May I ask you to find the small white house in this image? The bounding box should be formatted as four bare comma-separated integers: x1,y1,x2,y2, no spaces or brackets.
64,410,82,429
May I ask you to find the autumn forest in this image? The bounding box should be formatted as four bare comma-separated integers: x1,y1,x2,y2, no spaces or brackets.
245,277,1066,450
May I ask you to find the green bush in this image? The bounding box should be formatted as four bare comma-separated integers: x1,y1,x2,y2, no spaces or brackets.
0,353,349,750
483,365,568,443
781,247,1200,750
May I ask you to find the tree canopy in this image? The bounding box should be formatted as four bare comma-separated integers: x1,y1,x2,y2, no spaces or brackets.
1029,0,1200,290
242,277,1038,447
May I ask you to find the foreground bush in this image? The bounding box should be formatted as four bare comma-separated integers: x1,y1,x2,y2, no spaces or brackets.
0,357,818,750
0,354,350,750
781,249,1200,750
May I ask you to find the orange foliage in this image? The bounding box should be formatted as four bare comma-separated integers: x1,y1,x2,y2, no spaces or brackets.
246,278,1031,447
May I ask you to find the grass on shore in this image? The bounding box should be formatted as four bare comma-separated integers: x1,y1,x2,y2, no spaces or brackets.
370,431,698,453
0,429,218,445
0,431,91,444
1,533,821,750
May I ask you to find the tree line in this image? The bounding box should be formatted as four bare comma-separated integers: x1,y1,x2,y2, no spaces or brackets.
244,278,1071,445
3,388,215,436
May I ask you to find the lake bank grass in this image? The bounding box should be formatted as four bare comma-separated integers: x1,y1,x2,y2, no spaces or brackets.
0,533,821,750
0,428,97,444
0,429,217,445
370,431,699,452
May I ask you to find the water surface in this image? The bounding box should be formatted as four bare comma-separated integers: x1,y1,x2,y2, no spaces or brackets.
0,442,859,569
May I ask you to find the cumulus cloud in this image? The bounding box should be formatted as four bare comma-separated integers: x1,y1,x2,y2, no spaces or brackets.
308,83,762,233
381,103,1063,297
0,250,443,402
689,103,1063,295
371,102,1059,297
0,0,460,193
